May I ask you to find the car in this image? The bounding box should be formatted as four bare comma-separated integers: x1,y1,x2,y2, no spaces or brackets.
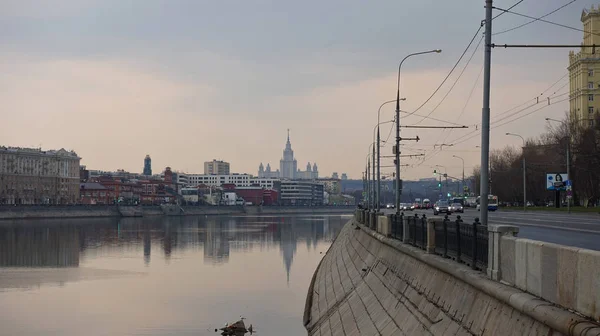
450,202,464,213
433,200,452,215
399,203,412,211
386,203,395,209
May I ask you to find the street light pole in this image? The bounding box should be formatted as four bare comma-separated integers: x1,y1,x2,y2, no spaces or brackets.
480,0,493,226
506,133,526,211
452,155,465,197
395,49,442,214
377,99,397,213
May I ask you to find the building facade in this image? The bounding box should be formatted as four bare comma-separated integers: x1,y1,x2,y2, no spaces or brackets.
186,173,279,190
204,159,230,175
0,147,80,205
569,5,600,127
279,180,324,206
258,130,318,179
143,155,152,176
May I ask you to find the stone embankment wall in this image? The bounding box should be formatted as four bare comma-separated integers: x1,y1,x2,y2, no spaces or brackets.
0,205,354,220
304,219,600,335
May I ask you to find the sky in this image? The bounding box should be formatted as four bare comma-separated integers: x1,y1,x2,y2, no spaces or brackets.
0,0,594,180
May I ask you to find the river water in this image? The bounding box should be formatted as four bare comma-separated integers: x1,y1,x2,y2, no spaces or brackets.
0,214,349,336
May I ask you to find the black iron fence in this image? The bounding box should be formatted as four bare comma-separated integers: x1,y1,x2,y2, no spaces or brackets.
390,213,403,241
434,215,488,270
406,214,427,249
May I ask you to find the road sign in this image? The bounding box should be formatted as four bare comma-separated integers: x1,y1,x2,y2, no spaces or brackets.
546,173,568,191
566,180,572,187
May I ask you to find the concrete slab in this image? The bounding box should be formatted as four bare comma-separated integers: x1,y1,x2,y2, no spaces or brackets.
576,248,600,321
515,238,528,290
526,240,543,297
500,236,516,284
556,245,578,310
541,243,558,303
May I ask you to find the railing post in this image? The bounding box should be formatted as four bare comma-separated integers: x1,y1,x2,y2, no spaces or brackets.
421,214,427,248
402,212,409,244
425,216,436,254
487,224,520,280
413,213,418,246
443,215,449,258
472,218,479,270
456,216,462,262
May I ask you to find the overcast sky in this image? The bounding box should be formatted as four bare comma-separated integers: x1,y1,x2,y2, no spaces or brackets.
0,0,593,180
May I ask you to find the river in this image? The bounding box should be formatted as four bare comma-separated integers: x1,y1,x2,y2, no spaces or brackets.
0,214,349,336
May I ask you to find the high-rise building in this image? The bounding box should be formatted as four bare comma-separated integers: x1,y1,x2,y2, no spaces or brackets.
143,155,152,176
569,5,600,127
258,130,318,179
0,146,81,204
204,159,230,175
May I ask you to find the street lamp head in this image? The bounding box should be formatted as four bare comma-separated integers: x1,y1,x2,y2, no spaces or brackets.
545,118,550,121
434,49,442,53
505,132,510,135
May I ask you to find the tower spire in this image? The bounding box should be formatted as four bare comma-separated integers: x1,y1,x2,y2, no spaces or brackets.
287,128,290,142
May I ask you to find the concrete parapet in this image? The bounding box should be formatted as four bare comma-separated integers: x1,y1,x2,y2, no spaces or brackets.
498,234,600,323
305,219,600,335
486,224,519,281
376,215,390,236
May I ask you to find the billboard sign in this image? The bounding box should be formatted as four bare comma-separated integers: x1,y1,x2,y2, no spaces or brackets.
546,173,568,191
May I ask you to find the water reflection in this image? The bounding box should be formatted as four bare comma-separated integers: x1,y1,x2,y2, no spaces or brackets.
0,215,345,280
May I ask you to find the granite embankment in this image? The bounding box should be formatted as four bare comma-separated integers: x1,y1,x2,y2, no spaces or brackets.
0,205,354,220
304,218,600,335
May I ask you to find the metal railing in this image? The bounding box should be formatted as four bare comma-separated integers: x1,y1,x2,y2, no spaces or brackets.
434,215,488,270
407,214,427,249
390,213,403,241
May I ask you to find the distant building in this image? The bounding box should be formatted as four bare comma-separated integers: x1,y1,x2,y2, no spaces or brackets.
332,172,339,179
279,180,324,206
0,146,80,204
143,155,152,176
204,159,230,175
341,173,348,180
569,5,600,127
186,173,279,190
259,130,318,179
319,178,342,195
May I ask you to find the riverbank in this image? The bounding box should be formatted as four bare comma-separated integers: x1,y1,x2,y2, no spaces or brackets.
0,205,355,220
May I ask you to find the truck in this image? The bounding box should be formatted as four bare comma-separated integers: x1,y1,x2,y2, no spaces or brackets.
422,198,431,209
414,198,422,209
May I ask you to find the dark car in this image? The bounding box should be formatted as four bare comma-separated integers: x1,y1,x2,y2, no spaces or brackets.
450,202,464,213
433,200,452,215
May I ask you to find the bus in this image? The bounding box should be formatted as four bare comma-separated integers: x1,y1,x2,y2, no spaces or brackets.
476,195,498,211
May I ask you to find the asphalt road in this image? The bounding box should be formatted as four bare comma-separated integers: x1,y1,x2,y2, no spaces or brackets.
381,208,600,251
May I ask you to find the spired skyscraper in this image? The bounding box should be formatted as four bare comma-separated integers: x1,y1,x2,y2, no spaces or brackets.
143,155,152,176
258,130,318,179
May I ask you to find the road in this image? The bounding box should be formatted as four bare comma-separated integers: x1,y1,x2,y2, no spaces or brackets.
381,208,600,251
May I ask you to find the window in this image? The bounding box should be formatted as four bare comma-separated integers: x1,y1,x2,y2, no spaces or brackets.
589,82,595,89
590,69,595,76
589,94,594,101
589,107,595,114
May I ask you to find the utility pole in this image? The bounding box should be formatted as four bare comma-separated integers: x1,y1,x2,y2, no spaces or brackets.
372,144,376,210
376,127,381,211
480,0,493,225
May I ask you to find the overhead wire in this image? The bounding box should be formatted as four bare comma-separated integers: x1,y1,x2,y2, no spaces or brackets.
491,0,525,20
404,24,484,118
412,33,485,125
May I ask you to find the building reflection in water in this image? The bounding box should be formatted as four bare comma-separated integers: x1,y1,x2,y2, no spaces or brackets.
0,215,347,280
0,225,80,267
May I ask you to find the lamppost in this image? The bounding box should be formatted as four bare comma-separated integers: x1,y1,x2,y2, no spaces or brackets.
395,49,442,214
373,118,395,211
506,133,526,211
545,117,571,213
452,155,465,197
377,99,401,213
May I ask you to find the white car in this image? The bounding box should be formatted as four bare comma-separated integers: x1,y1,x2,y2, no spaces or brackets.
450,203,464,213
